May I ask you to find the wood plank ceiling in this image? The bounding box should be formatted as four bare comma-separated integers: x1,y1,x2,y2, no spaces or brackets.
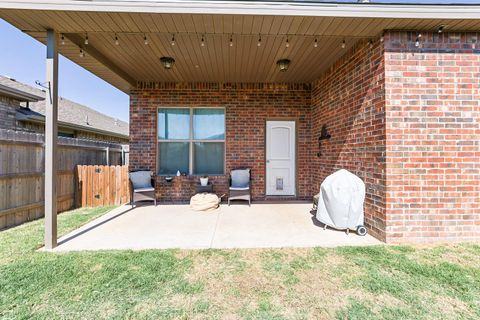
1,9,479,92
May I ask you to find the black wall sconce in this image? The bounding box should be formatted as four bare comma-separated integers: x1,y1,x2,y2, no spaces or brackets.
317,124,331,157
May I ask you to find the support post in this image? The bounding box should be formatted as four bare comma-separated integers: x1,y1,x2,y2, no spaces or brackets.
45,29,59,249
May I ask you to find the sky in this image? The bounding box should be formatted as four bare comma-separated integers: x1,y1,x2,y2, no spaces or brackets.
0,19,130,122
0,0,478,123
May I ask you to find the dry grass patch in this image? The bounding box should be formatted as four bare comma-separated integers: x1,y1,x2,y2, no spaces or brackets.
2,210,479,319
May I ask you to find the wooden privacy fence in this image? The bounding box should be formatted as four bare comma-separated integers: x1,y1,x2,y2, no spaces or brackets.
0,129,128,230
76,165,130,207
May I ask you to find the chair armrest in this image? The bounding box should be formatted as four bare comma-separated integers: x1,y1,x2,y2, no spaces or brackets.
151,177,156,188
129,179,134,199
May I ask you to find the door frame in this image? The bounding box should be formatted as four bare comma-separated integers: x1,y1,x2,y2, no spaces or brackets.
264,118,298,197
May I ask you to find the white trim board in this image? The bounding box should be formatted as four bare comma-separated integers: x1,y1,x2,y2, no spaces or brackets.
1,1,480,19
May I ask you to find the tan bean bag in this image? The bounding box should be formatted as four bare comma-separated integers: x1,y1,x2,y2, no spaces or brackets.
190,193,221,211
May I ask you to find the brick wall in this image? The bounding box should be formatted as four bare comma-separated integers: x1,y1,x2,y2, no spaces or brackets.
311,39,387,241
128,31,480,243
384,31,480,243
129,83,312,202
0,96,19,130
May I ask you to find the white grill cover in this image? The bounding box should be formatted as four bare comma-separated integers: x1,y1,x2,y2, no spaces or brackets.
316,169,365,230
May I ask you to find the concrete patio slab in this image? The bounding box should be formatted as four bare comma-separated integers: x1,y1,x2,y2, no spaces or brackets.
52,203,381,251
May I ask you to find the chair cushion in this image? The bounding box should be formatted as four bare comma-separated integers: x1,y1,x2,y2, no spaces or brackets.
129,171,152,189
134,187,155,193
231,169,250,188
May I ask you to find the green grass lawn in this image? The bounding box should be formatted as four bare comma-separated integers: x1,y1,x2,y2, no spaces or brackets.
1,207,479,319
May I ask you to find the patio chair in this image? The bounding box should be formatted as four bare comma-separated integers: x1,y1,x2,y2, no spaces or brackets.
129,170,156,207
228,168,251,206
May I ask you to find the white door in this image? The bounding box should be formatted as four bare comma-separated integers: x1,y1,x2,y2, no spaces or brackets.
266,121,296,196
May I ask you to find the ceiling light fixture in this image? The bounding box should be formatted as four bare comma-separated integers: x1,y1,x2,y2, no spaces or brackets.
79,48,85,57
257,34,262,47
285,37,289,48
61,34,65,45
276,59,290,72
114,34,119,46
314,38,318,48
415,33,422,47
201,34,205,47
84,33,89,45
229,35,233,47
171,34,175,46
160,56,175,69
144,34,149,45
438,25,445,33
341,40,346,49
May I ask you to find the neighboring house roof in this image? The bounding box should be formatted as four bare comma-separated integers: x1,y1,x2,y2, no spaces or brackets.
0,76,129,139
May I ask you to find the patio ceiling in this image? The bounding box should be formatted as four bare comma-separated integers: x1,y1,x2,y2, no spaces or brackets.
1,3,480,92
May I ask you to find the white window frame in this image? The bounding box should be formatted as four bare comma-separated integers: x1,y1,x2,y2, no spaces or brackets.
157,106,226,176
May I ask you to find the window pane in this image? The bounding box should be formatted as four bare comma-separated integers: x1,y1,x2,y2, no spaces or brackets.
158,142,189,175
193,108,225,140
193,142,224,175
158,108,190,140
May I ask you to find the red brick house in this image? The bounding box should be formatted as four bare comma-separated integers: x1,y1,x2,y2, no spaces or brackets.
1,1,479,247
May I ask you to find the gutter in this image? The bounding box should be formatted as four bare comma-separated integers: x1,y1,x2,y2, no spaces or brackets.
0,84,44,102
1,0,480,19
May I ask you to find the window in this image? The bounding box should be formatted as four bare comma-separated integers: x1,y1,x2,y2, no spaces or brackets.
158,107,225,175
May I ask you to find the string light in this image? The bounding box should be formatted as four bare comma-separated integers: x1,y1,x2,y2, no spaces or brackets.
76,32,394,51
61,34,65,45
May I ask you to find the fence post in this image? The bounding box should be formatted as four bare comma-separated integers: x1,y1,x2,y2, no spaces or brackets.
105,147,109,165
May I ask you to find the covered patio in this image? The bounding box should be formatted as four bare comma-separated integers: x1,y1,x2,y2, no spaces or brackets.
52,203,380,251
1,1,479,248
